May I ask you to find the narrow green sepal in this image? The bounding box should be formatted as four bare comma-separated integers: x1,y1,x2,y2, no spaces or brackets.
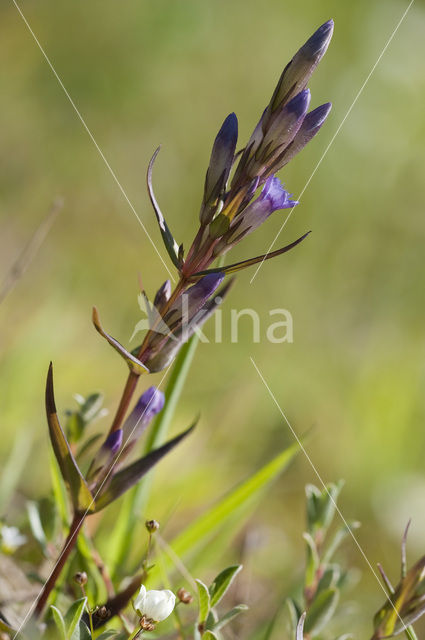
194,232,310,276
45,364,94,514
147,147,182,270
92,307,148,375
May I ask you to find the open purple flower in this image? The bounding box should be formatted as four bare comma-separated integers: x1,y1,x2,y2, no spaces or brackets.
223,176,297,249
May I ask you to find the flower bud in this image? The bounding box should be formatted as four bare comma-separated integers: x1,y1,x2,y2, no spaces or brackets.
269,19,333,114
122,387,165,447
134,585,176,623
74,571,88,586
270,102,332,173
145,519,160,533
177,587,193,604
200,113,238,225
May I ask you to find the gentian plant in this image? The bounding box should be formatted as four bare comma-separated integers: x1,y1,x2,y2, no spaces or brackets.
3,17,425,640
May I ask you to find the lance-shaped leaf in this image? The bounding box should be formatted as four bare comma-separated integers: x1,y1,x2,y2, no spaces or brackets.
147,147,182,270
304,587,339,636
212,605,248,632
196,579,211,624
94,423,195,511
46,364,94,513
194,232,310,276
209,565,242,607
92,307,148,375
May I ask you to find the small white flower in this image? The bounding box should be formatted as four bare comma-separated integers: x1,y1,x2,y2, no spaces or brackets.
134,585,176,622
1,525,27,553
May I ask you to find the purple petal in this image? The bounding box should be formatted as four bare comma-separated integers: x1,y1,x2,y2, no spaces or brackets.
301,19,334,59
104,429,123,455
133,386,165,422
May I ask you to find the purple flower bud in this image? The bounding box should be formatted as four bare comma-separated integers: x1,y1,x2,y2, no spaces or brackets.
270,102,332,173
268,19,333,114
302,19,334,59
104,429,123,455
201,113,238,224
133,387,165,423
263,89,310,151
163,273,224,331
121,386,165,447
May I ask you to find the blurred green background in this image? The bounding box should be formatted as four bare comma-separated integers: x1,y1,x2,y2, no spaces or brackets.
1,0,425,636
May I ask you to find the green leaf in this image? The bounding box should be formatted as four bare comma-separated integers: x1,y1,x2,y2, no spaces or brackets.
306,481,344,535
193,232,310,276
303,532,319,588
213,604,248,631
196,579,211,623
50,450,70,525
304,588,339,636
106,336,199,574
94,424,195,511
170,442,299,561
209,565,242,608
45,364,94,514
96,632,120,639
92,307,148,375
147,147,182,270
50,605,66,640
202,632,219,640
64,597,87,639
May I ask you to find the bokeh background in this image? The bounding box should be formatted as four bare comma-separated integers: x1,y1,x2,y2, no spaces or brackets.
1,0,425,637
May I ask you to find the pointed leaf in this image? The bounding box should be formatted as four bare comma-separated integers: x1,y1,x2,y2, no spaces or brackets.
65,597,87,639
147,147,182,270
94,424,195,511
170,442,299,561
203,633,219,640
213,604,248,631
194,232,310,276
209,565,242,608
196,579,211,623
46,364,94,513
92,307,148,375
50,605,66,640
304,588,339,635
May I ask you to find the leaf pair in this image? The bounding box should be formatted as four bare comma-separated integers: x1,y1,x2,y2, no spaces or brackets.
195,565,247,638
46,364,193,515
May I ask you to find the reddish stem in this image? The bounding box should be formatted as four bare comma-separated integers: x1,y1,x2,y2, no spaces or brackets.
34,513,86,617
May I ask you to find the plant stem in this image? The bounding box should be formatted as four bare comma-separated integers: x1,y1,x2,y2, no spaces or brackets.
34,512,86,617
128,627,143,639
